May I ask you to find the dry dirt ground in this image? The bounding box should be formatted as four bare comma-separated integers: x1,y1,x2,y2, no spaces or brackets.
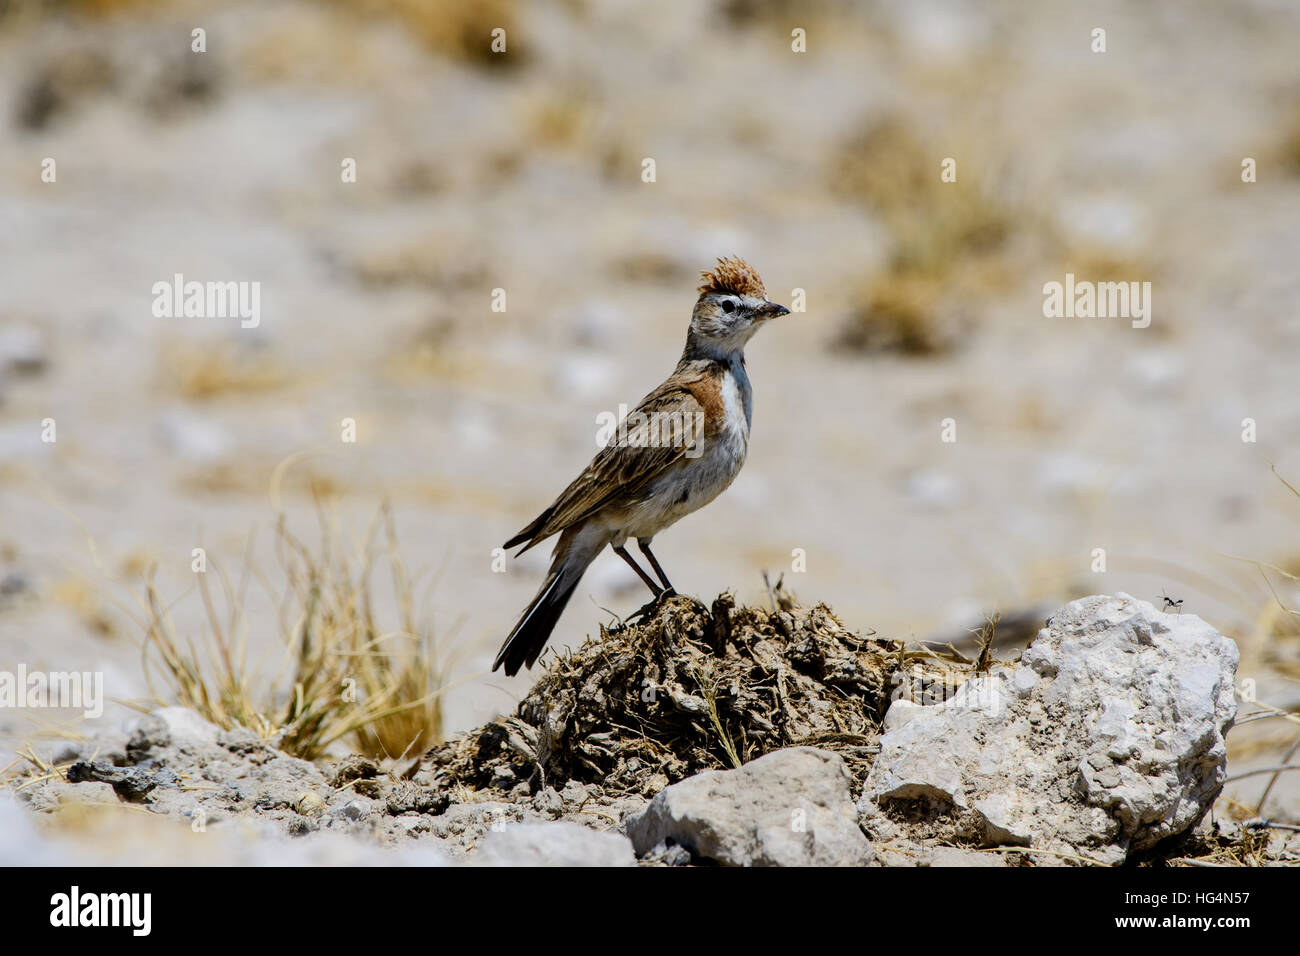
10,593,1293,866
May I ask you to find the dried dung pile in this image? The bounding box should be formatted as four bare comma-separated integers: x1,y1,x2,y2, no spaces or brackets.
425,591,972,797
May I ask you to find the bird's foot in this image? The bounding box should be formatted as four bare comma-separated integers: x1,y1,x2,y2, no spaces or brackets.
621,588,678,627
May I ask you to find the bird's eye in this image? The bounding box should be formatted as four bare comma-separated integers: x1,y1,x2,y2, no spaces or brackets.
721,299,735,313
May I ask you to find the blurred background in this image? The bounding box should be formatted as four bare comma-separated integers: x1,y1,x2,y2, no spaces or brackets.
2,0,1300,813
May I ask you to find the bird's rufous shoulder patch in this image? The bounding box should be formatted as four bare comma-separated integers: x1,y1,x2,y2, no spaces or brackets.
681,364,728,435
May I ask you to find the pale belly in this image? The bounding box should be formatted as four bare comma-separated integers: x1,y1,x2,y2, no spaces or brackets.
616,430,748,539
605,366,751,544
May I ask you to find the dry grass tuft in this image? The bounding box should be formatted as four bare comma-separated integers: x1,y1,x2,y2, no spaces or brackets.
834,271,957,356
833,118,1011,269
138,500,452,761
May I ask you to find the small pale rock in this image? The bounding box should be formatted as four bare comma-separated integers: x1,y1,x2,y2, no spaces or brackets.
334,798,375,821
559,781,589,809
531,787,563,819
295,792,326,816
489,765,517,789
626,747,873,866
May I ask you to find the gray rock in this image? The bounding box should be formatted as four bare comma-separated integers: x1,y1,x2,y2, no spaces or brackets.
66,760,179,800
395,815,428,834
626,747,874,866
385,781,450,816
474,822,636,867
217,726,270,757
83,729,130,766
508,781,532,801
861,593,1239,858
641,841,693,866
249,755,330,810
22,780,120,812
559,781,589,809
332,798,376,822
531,786,564,819
489,765,517,789
128,707,221,758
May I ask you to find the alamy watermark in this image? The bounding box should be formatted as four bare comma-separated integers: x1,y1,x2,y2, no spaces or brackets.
49,886,150,936
1043,273,1151,329
0,665,103,719
152,273,261,328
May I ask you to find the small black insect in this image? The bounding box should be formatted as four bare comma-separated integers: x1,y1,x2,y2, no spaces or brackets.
1160,590,1184,613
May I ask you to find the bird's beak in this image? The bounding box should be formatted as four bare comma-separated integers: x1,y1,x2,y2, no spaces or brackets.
757,300,791,318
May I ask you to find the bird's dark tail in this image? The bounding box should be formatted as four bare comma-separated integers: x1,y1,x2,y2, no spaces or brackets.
493,530,598,676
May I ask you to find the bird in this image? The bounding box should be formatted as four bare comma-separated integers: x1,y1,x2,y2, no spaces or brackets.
493,256,791,676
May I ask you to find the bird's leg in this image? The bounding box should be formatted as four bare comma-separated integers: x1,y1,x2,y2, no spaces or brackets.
637,539,676,596
613,545,662,598
613,544,682,626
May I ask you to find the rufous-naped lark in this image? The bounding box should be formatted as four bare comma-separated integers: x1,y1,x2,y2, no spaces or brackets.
494,257,791,675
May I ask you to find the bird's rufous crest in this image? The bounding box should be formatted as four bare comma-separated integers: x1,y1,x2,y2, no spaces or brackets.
698,256,766,299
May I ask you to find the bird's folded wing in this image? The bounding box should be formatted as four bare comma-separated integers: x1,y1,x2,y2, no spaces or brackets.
518,374,710,546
